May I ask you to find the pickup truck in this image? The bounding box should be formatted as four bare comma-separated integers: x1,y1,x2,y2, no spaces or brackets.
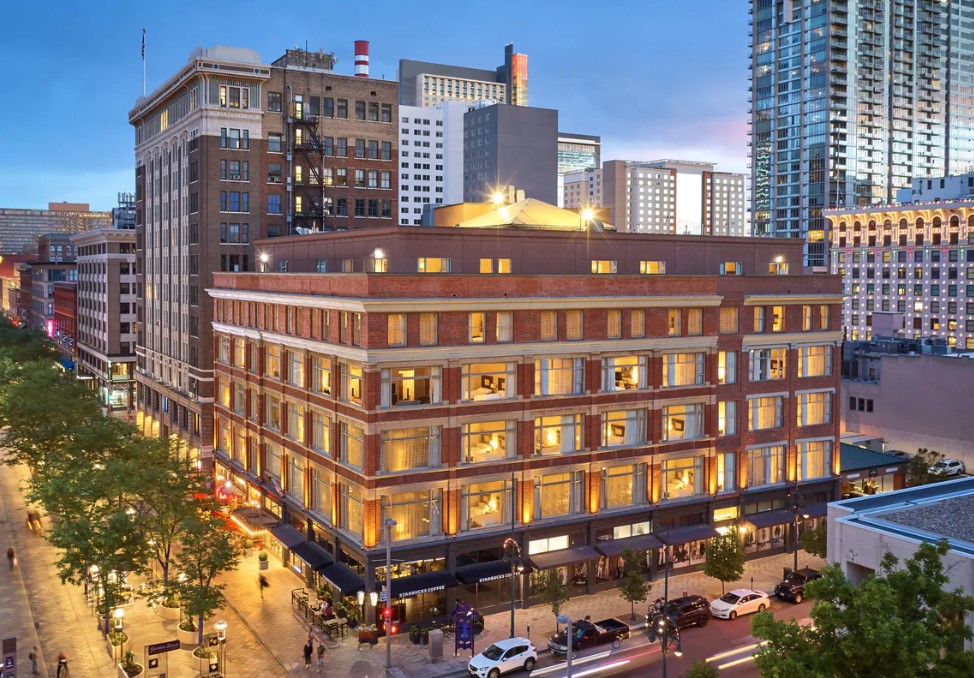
547,618,630,657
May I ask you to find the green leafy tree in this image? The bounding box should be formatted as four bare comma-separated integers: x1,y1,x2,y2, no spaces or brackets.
752,540,974,677
617,548,651,620
175,511,243,645
703,531,745,594
681,659,719,678
534,568,570,631
905,447,945,487
799,521,827,559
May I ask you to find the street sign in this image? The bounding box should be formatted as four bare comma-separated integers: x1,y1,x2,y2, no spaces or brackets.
147,639,180,655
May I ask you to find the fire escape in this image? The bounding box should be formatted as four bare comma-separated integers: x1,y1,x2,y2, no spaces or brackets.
287,94,330,234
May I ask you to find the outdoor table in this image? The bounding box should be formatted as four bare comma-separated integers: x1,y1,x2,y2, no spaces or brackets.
291,588,308,607
323,618,347,640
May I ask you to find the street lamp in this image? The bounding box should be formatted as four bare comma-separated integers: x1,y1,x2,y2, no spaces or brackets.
384,518,397,674
580,207,594,230
113,608,125,665
647,542,683,678
789,487,810,574
503,537,524,638
556,614,573,678
215,620,228,676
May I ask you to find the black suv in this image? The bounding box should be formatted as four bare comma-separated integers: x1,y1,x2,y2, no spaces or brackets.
774,568,821,603
646,595,710,629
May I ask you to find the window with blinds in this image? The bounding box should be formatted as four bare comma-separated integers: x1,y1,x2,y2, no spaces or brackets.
541,311,557,341
566,310,583,340
419,313,437,346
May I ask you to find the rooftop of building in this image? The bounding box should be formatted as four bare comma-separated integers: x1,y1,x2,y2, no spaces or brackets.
824,198,974,216
451,198,614,230
839,443,907,472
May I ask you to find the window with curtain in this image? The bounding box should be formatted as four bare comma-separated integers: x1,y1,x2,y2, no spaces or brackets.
311,410,331,454
687,308,702,335
534,415,583,455
287,351,304,386
381,366,440,407
600,410,646,447
535,472,582,518
385,490,442,541
233,338,246,367
717,452,736,492
264,441,282,481
340,421,365,469
461,362,514,400
630,309,645,337
285,401,305,442
799,440,832,480
662,353,705,387
540,311,557,341
660,456,705,499
749,347,787,380
747,444,785,487
312,355,332,394
340,482,364,538
718,351,737,384
463,480,509,530
534,357,584,395
496,311,513,342
420,313,437,346
340,363,363,405
799,345,832,377
749,396,784,430
667,309,682,336
382,427,440,472
719,307,738,333
311,464,333,520
797,391,832,426
607,310,622,338
662,403,704,441
566,310,583,340
718,401,737,436
602,355,645,391
286,456,304,503
388,313,406,346
603,464,646,508
461,420,514,463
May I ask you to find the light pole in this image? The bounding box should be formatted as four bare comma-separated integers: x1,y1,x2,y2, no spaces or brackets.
648,543,683,678
113,608,125,665
215,619,227,676
503,537,524,638
556,614,573,678
789,487,810,574
384,517,397,674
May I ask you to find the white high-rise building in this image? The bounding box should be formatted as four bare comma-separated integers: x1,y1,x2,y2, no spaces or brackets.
398,102,467,223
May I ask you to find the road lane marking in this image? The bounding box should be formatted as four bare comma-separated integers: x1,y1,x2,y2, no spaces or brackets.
705,642,763,662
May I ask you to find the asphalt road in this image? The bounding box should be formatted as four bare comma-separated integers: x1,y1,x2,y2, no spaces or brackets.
493,597,814,678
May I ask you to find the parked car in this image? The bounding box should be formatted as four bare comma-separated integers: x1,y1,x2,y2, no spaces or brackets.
646,595,710,629
468,637,537,678
774,568,821,603
547,618,630,657
710,589,771,620
930,459,965,477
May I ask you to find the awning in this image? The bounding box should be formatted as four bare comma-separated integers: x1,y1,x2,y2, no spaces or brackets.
805,502,828,518
269,524,305,550
229,506,279,534
390,570,458,598
527,545,600,570
654,525,719,545
595,534,663,557
743,509,795,530
318,561,365,596
290,541,333,570
58,356,74,370
455,560,526,585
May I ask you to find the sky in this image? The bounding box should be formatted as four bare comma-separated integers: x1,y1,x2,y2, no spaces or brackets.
0,1,750,211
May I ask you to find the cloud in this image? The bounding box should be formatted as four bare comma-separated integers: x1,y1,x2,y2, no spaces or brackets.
0,168,133,211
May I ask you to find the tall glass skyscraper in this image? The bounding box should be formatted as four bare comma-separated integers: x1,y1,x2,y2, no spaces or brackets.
749,0,974,267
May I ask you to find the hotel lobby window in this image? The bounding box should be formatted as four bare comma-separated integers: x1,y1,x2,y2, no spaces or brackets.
535,472,583,519
462,480,510,530
602,355,645,391
381,366,441,407
600,409,646,448
534,357,584,396
461,362,514,401
381,426,441,472
660,456,704,500
461,420,514,463
662,353,704,387
662,403,704,441
603,464,646,508
384,490,442,541
746,444,785,487
534,415,583,455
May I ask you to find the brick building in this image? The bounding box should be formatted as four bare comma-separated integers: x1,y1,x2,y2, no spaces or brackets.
129,45,398,460
208,220,842,625
52,282,77,368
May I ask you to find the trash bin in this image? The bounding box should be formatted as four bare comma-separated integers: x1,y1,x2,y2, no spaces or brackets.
429,628,443,663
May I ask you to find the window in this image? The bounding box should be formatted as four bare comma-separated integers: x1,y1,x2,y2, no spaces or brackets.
419,313,437,346
540,311,557,341
749,396,784,430
718,351,736,384
534,415,583,454
819,305,829,329
217,336,231,364
535,472,583,518
753,307,765,332
687,308,702,336
640,260,665,274
268,91,282,112
287,351,304,386
718,401,737,436
461,362,515,401
265,395,281,431
264,442,282,481
717,452,736,492
340,363,363,405
630,310,645,337
387,313,406,346
607,310,622,338
381,366,440,407
603,464,647,508
469,312,486,343
233,339,246,368
591,260,617,274
566,310,583,340
265,345,281,379
667,309,681,336
417,257,450,272
719,307,738,333
463,480,510,530
661,456,705,499
602,355,645,391
267,195,282,215
311,356,332,394
802,305,812,331
285,401,305,442
496,311,513,343
267,133,282,153
799,440,833,480
340,422,365,469
535,357,584,396
721,261,742,275
662,403,704,441
381,427,440,472
747,444,785,487
310,464,333,520
461,420,514,463
662,353,705,387
337,99,348,118
769,260,789,275
749,347,787,380
600,410,646,447
311,411,331,453
797,391,832,426
799,345,832,377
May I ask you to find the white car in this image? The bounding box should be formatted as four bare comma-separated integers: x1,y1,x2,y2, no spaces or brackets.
930,459,965,477
468,637,537,678
710,589,771,620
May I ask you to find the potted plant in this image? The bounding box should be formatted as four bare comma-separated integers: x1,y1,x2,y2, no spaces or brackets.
177,618,198,645
420,626,430,645
158,588,181,620
346,605,360,630
257,551,269,570
409,624,421,645
118,649,144,678
107,629,128,657
358,624,379,647
242,538,254,556
335,601,347,619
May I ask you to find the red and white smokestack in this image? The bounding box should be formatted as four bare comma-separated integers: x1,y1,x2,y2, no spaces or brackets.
354,40,369,77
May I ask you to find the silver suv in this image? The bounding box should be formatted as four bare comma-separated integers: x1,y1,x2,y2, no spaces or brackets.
930,459,965,477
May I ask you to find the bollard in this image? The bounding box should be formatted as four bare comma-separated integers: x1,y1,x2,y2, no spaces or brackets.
429,628,444,663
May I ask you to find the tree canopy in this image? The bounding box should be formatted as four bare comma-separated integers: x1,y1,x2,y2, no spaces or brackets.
703,531,746,594
617,548,651,620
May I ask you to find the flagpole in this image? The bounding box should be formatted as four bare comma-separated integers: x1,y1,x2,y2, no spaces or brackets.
142,29,146,97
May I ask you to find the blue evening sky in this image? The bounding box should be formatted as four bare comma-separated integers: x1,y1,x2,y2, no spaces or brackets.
0,1,749,210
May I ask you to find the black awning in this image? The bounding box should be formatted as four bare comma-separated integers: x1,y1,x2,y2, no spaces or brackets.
595,534,663,557
390,570,458,598
527,545,600,570
290,541,333,570
744,509,795,530
455,560,524,585
805,502,828,518
269,524,305,550
654,524,719,545
318,561,365,596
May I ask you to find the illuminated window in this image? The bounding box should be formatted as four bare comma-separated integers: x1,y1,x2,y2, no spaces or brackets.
419,313,437,346
661,456,705,499
534,472,583,518
384,489,442,541
469,313,485,343
311,410,331,453
591,260,617,274
718,401,737,436
716,453,736,492
662,403,704,441
799,440,832,480
771,305,785,332
721,261,742,275
540,311,557,341
802,305,812,331
417,257,450,272
753,307,765,332
381,427,440,472
687,308,703,336
819,305,829,329
565,310,583,340
461,362,515,401
463,480,510,530
799,345,832,377
535,357,584,395
719,307,738,334
534,415,583,455
479,258,493,273
603,355,645,391
746,445,785,487
662,353,704,387
797,391,832,426
340,363,363,405
265,395,281,431
630,310,645,337
749,347,787,380
749,396,784,430
265,345,281,379
603,464,646,508
667,309,682,336
640,260,665,274
461,420,514,464
600,410,647,447
718,351,737,384
381,366,440,407
311,355,332,394
607,310,622,338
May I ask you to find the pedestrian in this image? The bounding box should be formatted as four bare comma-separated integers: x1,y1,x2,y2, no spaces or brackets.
56,651,68,678
258,573,269,600
303,639,313,669
29,645,39,674
6,547,15,570
316,641,325,672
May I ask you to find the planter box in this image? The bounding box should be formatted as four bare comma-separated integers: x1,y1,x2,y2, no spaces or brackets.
177,626,200,646
158,603,180,620
118,664,145,678
106,639,126,659
258,559,269,570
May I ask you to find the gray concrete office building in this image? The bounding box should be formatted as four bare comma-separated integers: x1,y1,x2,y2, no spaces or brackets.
463,102,557,203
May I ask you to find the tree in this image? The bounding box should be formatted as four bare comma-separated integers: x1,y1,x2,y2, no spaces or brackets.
617,548,651,620
533,568,570,631
681,659,719,678
752,540,974,677
905,447,945,487
175,511,243,645
799,521,827,559
703,531,745,594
